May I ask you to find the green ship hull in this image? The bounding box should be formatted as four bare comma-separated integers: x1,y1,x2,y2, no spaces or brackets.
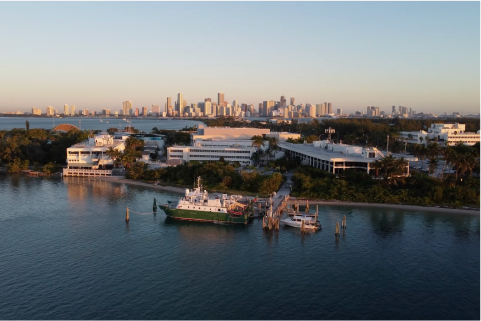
159,206,250,225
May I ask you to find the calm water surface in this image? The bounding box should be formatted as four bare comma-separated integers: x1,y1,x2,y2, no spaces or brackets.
0,117,203,132
0,175,479,319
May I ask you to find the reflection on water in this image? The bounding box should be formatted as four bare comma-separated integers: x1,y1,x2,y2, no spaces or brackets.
0,175,479,320
369,210,405,236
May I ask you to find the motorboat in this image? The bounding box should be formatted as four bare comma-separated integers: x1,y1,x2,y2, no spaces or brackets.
281,215,321,230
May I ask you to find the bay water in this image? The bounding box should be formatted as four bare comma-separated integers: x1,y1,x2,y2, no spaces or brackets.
0,174,479,319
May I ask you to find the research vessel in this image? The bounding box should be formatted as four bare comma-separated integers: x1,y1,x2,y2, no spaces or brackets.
158,177,252,224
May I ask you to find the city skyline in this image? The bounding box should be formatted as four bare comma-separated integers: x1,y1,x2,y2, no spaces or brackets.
0,2,479,114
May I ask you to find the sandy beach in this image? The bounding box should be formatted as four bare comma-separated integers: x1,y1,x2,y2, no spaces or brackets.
288,200,480,215
94,176,479,215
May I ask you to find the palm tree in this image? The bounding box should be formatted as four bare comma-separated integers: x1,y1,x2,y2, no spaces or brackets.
371,160,383,178
251,135,265,150
439,147,454,180
427,157,438,176
105,147,122,168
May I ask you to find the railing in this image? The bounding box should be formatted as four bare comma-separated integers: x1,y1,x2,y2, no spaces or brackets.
63,168,112,177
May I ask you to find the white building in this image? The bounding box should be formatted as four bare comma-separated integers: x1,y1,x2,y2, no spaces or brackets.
63,132,128,177
167,139,261,166
278,140,417,175
265,132,301,142
64,104,70,116
400,123,480,146
192,125,270,141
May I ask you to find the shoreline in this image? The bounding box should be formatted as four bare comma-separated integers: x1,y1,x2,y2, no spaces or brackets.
288,200,480,215
92,176,480,215
94,176,185,194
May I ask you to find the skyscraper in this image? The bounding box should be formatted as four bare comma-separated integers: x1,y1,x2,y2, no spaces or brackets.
142,106,148,116
290,97,295,106
328,103,332,114
178,93,183,113
337,108,342,115
280,96,287,107
123,101,132,116
64,104,69,116
316,104,323,116
262,101,276,116
167,97,172,113
71,105,76,116
218,93,225,106
392,106,396,114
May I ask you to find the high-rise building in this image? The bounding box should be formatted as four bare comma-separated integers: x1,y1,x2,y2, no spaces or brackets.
152,105,160,116
316,104,323,116
392,106,396,114
258,103,262,115
328,103,332,114
166,97,172,113
280,96,287,107
308,104,316,117
183,100,187,109
178,93,183,113
262,101,276,116
123,101,132,116
337,108,342,115
204,101,212,116
142,107,148,116
290,97,295,106
134,108,139,116
233,100,238,108
102,109,111,115
32,107,41,115
64,104,70,116
218,93,225,107
71,105,76,116
46,106,54,116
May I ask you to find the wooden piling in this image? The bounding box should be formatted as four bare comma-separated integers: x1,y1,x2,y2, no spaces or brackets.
335,222,340,235
125,207,129,223
153,198,157,213
342,215,346,229
301,219,305,233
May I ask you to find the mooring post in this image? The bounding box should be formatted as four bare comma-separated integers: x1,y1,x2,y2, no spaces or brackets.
335,222,340,236
126,207,129,223
301,219,305,233
153,198,157,213
342,215,346,229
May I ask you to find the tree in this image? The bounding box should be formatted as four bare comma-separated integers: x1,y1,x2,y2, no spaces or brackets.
105,147,122,168
26,120,30,133
251,135,265,150
427,157,438,176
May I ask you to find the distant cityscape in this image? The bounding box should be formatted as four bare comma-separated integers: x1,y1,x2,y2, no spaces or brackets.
1,92,479,119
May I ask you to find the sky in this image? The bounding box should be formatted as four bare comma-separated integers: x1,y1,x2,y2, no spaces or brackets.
0,1,479,115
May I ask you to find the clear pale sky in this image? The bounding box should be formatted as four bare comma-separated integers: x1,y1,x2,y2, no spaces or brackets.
0,1,479,114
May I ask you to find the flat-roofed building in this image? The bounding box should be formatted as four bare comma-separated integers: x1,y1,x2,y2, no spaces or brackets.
400,123,480,146
278,140,417,176
265,132,301,142
167,139,262,166
192,125,270,141
63,132,128,177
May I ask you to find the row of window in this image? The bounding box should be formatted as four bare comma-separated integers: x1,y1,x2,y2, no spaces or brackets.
189,155,251,159
189,149,251,154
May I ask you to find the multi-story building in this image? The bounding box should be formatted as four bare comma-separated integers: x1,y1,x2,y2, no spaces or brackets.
308,104,316,117
278,140,416,176
32,107,41,115
64,104,70,116
177,93,183,114
262,100,276,116
392,106,396,115
134,108,139,116
328,103,332,114
337,108,342,115
400,123,480,146
280,95,287,107
63,132,128,177
166,97,172,113
122,101,132,116
71,105,76,116
290,97,295,106
142,106,148,116
152,105,160,116
102,109,111,115
46,106,55,116
218,93,225,107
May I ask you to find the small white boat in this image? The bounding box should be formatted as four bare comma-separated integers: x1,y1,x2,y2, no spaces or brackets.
281,215,321,230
